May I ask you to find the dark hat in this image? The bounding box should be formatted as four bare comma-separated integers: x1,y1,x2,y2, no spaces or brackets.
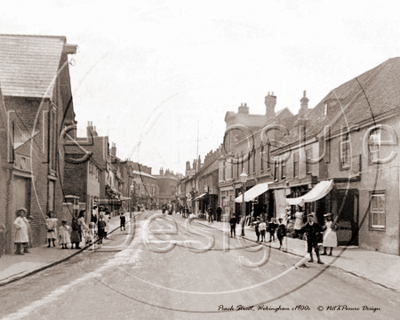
93,206,98,209
62,219,67,223
324,213,333,217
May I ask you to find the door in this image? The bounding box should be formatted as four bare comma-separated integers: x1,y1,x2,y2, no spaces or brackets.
11,176,30,250
337,189,359,246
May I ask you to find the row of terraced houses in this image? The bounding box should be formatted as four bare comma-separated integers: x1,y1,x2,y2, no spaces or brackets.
178,57,400,256
0,34,180,254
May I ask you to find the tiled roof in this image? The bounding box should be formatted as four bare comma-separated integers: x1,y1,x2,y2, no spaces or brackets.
279,57,400,149
332,57,400,131
0,34,67,98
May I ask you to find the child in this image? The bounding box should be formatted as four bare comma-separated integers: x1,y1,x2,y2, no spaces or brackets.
58,220,71,249
120,212,126,231
14,208,29,255
259,219,267,242
277,218,286,250
269,218,278,242
46,211,58,248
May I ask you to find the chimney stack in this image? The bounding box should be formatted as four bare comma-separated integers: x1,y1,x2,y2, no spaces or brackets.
111,142,117,157
265,92,276,119
238,103,249,114
160,167,164,175
299,90,309,118
186,161,191,171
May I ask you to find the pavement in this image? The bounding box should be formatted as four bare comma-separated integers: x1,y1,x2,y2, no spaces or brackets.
192,215,400,293
0,213,135,287
2,211,400,294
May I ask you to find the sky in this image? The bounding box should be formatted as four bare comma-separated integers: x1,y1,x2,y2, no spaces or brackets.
1,0,400,175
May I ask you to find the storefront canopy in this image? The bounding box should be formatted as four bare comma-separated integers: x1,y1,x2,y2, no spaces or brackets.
286,180,334,207
194,193,207,201
235,182,272,203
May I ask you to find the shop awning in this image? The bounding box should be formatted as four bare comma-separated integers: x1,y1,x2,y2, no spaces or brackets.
120,197,131,201
234,182,272,203
286,180,334,207
194,193,207,201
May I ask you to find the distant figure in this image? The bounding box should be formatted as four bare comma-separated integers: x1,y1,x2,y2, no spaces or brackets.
269,218,278,242
120,212,126,231
97,213,107,244
59,220,71,249
208,206,214,224
253,218,260,243
71,217,82,249
91,206,98,224
259,218,267,242
277,218,286,250
216,206,222,222
46,211,58,248
229,215,236,238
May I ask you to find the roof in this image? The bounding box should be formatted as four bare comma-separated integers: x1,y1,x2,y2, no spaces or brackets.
0,34,75,98
132,170,157,179
277,57,400,150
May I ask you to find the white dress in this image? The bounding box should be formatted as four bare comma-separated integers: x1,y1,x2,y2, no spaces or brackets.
14,217,29,243
323,221,338,248
59,225,71,245
294,212,304,230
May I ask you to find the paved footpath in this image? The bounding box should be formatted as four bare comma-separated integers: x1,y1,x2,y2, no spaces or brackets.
0,213,136,286
192,216,400,293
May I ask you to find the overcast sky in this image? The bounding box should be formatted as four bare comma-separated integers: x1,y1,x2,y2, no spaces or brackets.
1,0,400,175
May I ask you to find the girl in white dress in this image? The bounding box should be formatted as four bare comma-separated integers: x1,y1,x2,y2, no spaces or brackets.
322,213,338,256
58,220,71,249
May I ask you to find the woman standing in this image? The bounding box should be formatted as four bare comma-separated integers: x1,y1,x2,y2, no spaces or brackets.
293,210,304,238
78,210,89,245
70,217,82,249
14,208,29,255
322,213,338,256
46,211,58,248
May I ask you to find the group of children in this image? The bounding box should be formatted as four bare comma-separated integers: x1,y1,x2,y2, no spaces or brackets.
253,217,287,250
46,207,125,249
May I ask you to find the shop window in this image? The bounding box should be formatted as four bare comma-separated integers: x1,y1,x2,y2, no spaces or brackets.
281,159,286,180
370,191,385,230
293,152,299,177
340,136,351,169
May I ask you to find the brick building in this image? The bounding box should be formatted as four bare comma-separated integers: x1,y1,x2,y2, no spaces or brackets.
0,34,77,252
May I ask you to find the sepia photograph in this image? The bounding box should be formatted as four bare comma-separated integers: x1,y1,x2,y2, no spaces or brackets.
0,0,399,319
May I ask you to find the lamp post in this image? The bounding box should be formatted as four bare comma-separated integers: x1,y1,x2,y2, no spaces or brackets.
239,168,248,236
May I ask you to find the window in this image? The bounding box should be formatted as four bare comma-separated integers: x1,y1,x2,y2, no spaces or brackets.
48,180,55,212
274,160,279,180
260,145,264,172
222,161,225,181
293,152,299,177
370,192,385,230
281,158,286,179
369,128,381,163
340,135,351,169
306,148,312,174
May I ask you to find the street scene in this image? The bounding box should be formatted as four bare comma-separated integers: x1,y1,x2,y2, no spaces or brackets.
1,1,400,319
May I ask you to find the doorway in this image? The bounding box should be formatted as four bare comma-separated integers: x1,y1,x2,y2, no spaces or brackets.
336,189,359,246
